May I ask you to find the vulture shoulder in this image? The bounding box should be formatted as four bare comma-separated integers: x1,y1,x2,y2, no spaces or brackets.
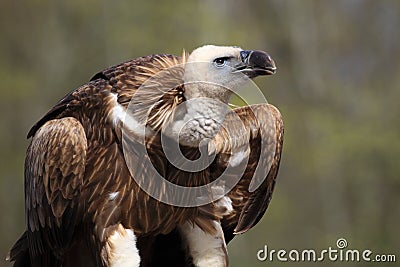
28,53,184,138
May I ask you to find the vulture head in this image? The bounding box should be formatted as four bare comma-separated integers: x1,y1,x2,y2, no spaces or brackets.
183,45,276,102
166,45,276,146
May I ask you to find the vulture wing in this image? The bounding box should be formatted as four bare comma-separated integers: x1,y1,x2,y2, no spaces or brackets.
212,103,284,243
24,117,87,266
9,54,187,266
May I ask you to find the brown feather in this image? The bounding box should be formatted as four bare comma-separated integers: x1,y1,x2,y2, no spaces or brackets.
9,50,283,267
212,104,284,240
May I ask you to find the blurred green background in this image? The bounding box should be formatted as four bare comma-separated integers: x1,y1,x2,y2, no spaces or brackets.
1,0,399,266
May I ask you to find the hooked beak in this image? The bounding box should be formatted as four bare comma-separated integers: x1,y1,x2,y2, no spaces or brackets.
236,50,277,78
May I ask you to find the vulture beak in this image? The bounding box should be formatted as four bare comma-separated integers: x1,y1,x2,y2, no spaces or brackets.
236,50,277,78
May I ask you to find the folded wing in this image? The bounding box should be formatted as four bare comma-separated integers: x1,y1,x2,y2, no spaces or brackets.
25,117,87,266
212,104,284,243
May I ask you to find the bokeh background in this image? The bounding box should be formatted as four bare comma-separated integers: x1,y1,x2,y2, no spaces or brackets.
1,0,399,266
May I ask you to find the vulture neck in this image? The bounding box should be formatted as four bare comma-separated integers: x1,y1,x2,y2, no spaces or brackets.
166,83,231,147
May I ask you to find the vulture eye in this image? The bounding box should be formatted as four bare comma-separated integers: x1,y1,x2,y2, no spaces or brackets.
213,57,230,67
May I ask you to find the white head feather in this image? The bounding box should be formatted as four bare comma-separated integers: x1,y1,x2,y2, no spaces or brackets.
183,45,249,102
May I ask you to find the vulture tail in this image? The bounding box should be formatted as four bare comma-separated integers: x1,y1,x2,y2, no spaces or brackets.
7,232,31,267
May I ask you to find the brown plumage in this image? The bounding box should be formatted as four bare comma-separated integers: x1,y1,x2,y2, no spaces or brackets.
8,45,283,267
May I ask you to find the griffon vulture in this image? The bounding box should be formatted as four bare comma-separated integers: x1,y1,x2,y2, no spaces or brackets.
8,45,283,267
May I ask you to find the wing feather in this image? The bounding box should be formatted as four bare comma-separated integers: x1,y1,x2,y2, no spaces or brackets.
25,117,87,266
212,104,284,241
11,52,189,266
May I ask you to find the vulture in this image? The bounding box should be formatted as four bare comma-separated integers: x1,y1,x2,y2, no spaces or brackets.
8,45,283,267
